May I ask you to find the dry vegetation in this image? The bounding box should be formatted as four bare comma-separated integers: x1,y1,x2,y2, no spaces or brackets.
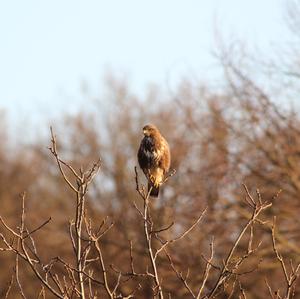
1,4,300,299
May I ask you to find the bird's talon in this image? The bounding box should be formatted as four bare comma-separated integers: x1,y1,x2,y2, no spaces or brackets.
149,175,155,183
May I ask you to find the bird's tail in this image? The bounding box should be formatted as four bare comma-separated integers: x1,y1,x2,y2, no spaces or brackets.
148,182,159,197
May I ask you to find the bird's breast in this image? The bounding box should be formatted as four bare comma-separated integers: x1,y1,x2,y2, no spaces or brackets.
140,136,163,165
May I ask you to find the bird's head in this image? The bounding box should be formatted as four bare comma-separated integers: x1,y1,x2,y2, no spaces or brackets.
143,124,158,137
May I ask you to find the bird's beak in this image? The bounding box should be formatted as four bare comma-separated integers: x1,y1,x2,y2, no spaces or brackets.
143,129,147,135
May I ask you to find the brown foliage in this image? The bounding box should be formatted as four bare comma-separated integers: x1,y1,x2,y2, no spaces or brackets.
1,6,300,296
0,74,299,298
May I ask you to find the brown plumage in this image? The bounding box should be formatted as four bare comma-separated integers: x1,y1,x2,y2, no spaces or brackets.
137,124,171,197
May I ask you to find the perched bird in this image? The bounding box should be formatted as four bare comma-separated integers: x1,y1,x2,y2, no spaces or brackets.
137,124,171,197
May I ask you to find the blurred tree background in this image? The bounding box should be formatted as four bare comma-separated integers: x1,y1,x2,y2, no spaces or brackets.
1,1,300,299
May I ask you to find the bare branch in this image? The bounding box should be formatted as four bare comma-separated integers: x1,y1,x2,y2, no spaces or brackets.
271,218,300,299
207,186,273,298
196,237,214,299
165,249,195,298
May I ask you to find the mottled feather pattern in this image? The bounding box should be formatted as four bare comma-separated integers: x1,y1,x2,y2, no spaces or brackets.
137,124,171,197
139,136,156,168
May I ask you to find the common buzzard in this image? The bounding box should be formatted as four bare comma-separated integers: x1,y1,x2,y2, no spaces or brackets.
137,124,171,197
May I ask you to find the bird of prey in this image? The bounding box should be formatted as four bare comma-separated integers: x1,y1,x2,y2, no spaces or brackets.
137,124,171,197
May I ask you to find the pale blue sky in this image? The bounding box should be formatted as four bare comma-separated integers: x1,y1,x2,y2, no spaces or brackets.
0,0,289,128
